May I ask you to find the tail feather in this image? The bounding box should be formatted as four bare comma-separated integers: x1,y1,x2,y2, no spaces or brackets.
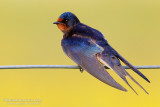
123,78,138,95
111,47,150,83
98,54,149,94
114,64,149,94
112,65,139,95
126,72,149,94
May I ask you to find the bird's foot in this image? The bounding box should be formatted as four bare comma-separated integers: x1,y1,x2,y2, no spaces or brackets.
79,66,84,73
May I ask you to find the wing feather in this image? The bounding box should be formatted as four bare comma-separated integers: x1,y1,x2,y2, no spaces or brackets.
62,37,127,91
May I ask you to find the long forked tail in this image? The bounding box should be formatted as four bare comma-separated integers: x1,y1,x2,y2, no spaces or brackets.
115,52,150,83
110,62,149,94
97,55,149,94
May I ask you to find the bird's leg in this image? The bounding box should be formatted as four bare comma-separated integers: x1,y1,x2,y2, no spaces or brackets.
79,65,84,73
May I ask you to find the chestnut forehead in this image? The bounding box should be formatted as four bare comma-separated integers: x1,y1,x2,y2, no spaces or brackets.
57,18,63,22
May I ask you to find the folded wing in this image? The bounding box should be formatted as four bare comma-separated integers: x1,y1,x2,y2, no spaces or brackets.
62,37,127,91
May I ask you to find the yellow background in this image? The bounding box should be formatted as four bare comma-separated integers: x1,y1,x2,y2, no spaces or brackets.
0,0,160,107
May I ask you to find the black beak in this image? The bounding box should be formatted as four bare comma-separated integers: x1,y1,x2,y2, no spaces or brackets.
53,22,62,24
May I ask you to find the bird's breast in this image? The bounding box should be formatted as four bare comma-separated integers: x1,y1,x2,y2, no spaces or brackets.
61,37,88,47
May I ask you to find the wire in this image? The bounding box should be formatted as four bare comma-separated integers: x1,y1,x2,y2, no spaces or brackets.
0,65,160,69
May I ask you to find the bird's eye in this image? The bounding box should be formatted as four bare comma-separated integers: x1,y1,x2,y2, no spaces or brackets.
62,19,68,24
65,19,68,22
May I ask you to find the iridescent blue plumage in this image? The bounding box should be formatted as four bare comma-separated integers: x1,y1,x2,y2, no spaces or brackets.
54,12,150,94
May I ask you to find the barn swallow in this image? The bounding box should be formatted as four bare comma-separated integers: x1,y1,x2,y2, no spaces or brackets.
53,12,150,94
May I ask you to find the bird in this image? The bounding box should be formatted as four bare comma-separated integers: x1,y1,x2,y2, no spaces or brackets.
53,12,150,94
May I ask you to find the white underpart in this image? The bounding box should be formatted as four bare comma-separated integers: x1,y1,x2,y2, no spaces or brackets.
97,56,114,71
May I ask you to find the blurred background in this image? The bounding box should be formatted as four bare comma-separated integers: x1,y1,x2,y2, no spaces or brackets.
0,0,160,107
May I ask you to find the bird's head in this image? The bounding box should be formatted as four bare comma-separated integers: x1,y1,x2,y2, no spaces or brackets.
53,12,80,32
